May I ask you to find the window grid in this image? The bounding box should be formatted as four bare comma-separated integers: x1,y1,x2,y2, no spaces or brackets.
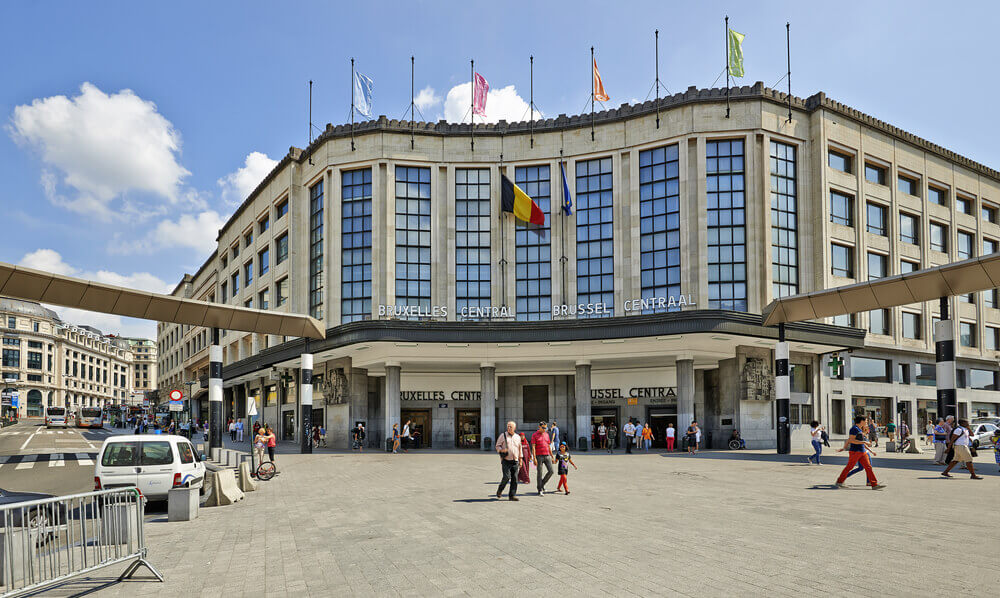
830,191,853,226
456,168,491,316
707,139,747,310
639,145,681,312
342,168,373,323
515,165,552,321
308,180,324,319
576,157,614,316
395,166,432,312
770,141,798,299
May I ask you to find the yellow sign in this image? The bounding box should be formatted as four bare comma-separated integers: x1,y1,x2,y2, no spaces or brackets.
627,397,638,406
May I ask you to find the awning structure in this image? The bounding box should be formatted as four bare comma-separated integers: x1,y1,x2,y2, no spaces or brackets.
0,261,325,340
763,252,1000,326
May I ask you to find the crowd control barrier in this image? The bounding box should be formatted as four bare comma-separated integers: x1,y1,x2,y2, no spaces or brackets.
0,487,162,596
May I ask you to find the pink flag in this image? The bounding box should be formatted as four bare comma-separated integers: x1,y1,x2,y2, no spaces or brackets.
473,72,489,117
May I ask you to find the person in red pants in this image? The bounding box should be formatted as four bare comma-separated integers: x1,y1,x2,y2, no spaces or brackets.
665,423,676,451
836,415,886,490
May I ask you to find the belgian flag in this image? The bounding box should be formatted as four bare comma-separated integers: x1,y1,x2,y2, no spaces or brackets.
501,175,545,225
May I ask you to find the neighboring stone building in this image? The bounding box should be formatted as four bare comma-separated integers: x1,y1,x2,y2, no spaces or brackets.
156,83,1000,450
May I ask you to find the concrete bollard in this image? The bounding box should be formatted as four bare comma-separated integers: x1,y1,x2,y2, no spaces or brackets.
213,468,245,506
101,503,139,544
237,461,257,492
210,447,221,463
168,487,199,521
0,528,36,585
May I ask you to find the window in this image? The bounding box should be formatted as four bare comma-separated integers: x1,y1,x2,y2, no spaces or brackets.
259,215,269,233
27,340,42,349
515,165,552,320
928,222,948,253
6,317,14,329
869,309,889,335
957,368,967,388
828,149,852,173
983,203,998,224
342,168,373,323
831,243,854,278
986,326,1000,351
868,252,887,280
789,404,813,425
576,156,615,315
851,357,890,383
259,289,270,310
178,442,195,464
220,281,227,302
864,162,886,185
770,141,798,298
101,442,139,466
866,202,886,236
970,369,999,391
27,351,42,369
832,313,855,327
901,259,919,274
231,245,239,259
221,255,228,269
244,298,253,309
2,348,20,367
984,238,998,255
957,230,974,260
960,321,976,347
277,278,288,307
27,374,41,382
2,338,18,346
984,289,998,309
706,139,746,310
955,195,972,214
455,168,491,316
395,166,432,314
902,312,921,339
140,441,174,465
640,145,682,309
897,363,911,384
789,364,811,393
276,198,288,219
927,185,947,206
32,322,39,332
829,191,853,226
231,272,239,295
309,180,324,320
259,248,269,276
244,260,253,286
276,232,288,264
521,385,549,422
898,174,919,196
244,231,253,247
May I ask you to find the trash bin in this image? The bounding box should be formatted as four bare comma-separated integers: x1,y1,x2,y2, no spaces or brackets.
385,438,393,452
577,436,588,452
482,436,492,451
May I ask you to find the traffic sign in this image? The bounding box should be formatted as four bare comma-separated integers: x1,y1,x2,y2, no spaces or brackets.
168,389,183,401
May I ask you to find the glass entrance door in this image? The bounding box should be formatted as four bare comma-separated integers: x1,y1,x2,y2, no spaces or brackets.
401,409,432,448
455,409,480,448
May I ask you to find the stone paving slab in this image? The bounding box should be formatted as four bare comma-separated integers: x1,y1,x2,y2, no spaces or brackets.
40,448,1000,597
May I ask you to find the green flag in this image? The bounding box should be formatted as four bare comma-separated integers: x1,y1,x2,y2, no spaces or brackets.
728,29,745,77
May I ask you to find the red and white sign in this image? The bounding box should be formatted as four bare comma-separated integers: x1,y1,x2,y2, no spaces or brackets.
168,389,183,401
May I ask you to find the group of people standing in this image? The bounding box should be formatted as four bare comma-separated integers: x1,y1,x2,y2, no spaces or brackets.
252,422,278,465
495,420,576,500
227,418,244,442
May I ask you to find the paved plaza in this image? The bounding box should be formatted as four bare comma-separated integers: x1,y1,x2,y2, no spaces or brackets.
42,447,1000,597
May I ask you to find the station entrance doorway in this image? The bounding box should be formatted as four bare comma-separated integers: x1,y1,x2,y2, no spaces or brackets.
455,409,480,449
401,409,432,448
591,408,619,450
646,406,677,448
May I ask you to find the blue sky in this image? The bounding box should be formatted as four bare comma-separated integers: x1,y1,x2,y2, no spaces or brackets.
1,0,997,338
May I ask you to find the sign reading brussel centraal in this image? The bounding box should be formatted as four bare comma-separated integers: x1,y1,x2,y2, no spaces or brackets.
378,294,696,320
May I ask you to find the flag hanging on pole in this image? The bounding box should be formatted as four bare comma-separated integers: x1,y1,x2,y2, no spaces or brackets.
592,57,609,102
473,72,489,117
501,175,545,225
728,29,745,78
560,162,573,216
354,71,374,118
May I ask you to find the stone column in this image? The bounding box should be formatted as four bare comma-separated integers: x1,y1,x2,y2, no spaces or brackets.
208,328,223,452
775,328,791,455
677,358,695,433
300,353,313,454
480,363,496,451
575,361,591,451
349,367,368,433
385,363,401,451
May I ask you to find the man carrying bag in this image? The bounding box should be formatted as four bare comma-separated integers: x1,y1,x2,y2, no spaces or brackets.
495,421,521,501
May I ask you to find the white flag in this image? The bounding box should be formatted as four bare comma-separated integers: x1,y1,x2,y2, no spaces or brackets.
354,71,374,118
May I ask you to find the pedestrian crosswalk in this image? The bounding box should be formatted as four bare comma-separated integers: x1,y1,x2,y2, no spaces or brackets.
0,429,113,436
0,453,97,470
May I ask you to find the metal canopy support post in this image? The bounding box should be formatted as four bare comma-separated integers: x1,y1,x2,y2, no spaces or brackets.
775,323,791,454
300,352,313,454
209,328,223,452
935,297,957,420
575,361,592,451
480,364,496,451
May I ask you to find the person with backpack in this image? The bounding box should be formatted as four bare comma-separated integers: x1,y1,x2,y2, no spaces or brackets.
941,419,983,479
807,420,825,464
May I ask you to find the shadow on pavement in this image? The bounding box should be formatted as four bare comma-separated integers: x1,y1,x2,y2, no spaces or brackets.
453,497,503,503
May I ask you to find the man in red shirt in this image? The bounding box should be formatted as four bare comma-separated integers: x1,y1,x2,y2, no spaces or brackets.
531,421,555,495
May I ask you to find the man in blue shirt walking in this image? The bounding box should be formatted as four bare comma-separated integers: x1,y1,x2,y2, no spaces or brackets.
549,420,560,450
836,415,885,489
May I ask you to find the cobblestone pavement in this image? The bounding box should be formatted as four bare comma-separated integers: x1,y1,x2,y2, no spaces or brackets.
51,448,1000,597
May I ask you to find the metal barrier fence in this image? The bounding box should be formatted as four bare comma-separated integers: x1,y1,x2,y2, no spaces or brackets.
0,487,162,597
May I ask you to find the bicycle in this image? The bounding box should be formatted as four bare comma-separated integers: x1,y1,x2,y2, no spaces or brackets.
256,460,276,480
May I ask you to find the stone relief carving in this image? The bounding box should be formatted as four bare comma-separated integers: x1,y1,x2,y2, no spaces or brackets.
741,357,774,401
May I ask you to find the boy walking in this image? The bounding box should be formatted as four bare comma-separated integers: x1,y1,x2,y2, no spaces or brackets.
836,415,886,489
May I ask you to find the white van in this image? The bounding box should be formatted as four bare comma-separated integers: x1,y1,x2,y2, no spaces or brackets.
94,435,205,500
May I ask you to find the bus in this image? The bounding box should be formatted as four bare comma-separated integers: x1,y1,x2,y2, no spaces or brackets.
77,407,104,429
45,406,68,428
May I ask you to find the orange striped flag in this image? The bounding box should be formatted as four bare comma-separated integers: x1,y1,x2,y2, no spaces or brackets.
593,57,609,102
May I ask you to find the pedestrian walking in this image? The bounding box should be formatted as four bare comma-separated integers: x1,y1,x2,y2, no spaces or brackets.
531,421,554,495
549,420,560,449
897,421,910,452
932,418,948,464
607,422,617,453
312,425,320,448
837,437,876,479
634,423,643,451
392,423,401,453
597,422,607,450
991,427,1000,472
666,423,676,451
695,424,702,451
942,415,955,464
401,419,411,452
623,420,636,454
807,420,824,464
236,419,244,442
319,425,327,447
518,433,531,484
925,421,935,446
835,415,885,489
886,420,896,444
356,423,365,452
941,419,983,479
555,442,577,494
686,421,699,455
228,419,236,442
495,421,521,501
641,423,654,452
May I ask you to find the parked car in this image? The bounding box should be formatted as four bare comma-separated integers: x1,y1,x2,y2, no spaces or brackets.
94,435,205,500
0,487,54,528
969,422,999,449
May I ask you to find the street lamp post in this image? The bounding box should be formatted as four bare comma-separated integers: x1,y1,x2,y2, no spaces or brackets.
184,379,197,439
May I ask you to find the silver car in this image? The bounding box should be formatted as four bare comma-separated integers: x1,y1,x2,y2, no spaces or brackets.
968,422,999,449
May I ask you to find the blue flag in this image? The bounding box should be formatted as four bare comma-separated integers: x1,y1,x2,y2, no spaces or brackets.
353,71,374,118
561,162,573,216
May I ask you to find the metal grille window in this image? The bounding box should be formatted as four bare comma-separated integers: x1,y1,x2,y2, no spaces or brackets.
639,145,681,312
395,166,432,312
342,168,373,323
707,139,746,310
27,351,42,369
515,165,552,321
2,348,19,367
576,157,614,316
770,141,798,299
309,180,324,320
456,169,491,317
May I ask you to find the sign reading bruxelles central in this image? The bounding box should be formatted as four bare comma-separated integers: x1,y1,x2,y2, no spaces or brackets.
377,294,696,320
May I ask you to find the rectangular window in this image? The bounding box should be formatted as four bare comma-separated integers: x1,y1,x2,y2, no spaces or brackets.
899,212,918,244
770,141,798,298
866,202,886,236
929,222,947,253
259,289,270,310
276,198,288,219
898,174,919,197
833,314,855,328
831,243,854,278
898,363,911,384
867,252,887,280
901,259,918,274
789,364,811,393
27,340,41,349
32,322,39,332
220,281,227,302
231,245,238,259
456,168,491,317
851,357,890,383
928,186,947,206
983,203,998,224
828,149,852,173
26,351,42,369
244,260,253,286
259,215,269,233
309,180,324,320
706,139,746,310
955,195,972,214
984,289,998,309
1,338,18,346
244,231,253,247
342,168,373,323
984,238,998,255
864,162,886,185
576,156,615,315
869,309,889,335
521,385,549,422
960,321,976,347
258,248,269,276
829,191,853,226
2,348,20,367
970,369,998,391
902,312,921,339
957,230,974,260
231,272,239,294
7,317,14,329
244,298,253,309
276,278,288,307
515,165,552,320
276,232,288,264
395,166,432,313
640,145,682,309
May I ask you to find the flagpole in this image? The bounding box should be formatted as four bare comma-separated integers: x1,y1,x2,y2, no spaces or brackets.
498,141,506,310
308,80,314,165
350,58,356,151
411,55,416,149
559,146,568,306
590,46,595,142
786,22,792,123
725,16,730,119
470,59,475,152
530,55,534,149
655,29,660,129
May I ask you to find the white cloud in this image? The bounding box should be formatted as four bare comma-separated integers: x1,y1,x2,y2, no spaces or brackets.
108,210,226,256
8,82,190,220
218,151,277,205
413,86,441,114
443,82,542,124
18,249,173,339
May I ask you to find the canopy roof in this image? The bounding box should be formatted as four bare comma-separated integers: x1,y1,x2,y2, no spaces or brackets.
763,252,1000,326
0,261,325,339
